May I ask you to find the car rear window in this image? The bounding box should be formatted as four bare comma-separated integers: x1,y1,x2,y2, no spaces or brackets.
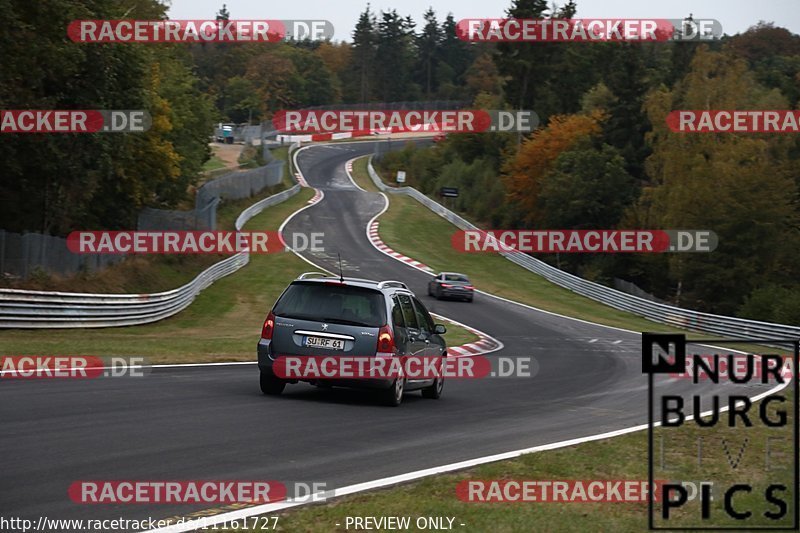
444,274,469,282
273,282,386,327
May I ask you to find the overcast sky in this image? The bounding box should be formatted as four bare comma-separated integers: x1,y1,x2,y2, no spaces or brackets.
165,0,800,41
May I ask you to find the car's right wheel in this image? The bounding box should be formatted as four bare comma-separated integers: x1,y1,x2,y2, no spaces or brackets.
422,357,445,399
260,370,286,395
382,377,405,406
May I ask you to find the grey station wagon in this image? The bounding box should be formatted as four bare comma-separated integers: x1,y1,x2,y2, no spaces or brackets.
258,272,448,406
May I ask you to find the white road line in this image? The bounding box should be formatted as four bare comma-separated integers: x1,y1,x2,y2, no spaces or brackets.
0,361,256,377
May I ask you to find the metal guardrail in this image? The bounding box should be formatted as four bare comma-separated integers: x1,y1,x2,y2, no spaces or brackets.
366,157,800,341
0,185,301,329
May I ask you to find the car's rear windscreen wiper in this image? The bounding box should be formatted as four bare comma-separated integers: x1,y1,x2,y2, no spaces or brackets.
323,317,374,327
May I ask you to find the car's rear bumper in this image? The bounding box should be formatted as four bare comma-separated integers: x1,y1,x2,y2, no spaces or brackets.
441,289,474,298
257,339,395,389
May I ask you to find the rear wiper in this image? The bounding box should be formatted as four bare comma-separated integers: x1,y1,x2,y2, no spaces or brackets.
323,317,372,327
277,312,317,320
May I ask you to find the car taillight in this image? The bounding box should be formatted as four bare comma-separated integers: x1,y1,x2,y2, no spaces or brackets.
465,285,474,290
441,283,453,288
376,324,395,356
261,311,275,340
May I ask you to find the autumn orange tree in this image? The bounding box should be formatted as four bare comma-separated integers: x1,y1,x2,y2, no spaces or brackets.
502,111,604,226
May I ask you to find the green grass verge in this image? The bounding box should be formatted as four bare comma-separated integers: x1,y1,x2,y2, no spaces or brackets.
270,146,289,166
351,157,380,193
434,317,479,347
202,154,228,172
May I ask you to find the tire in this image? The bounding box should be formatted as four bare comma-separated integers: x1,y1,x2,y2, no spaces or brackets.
382,377,405,406
422,357,445,399
428,285,433,296
260,370,286,395
465,296,473,302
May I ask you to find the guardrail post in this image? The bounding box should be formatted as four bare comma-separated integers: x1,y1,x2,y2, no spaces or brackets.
0,229,5,277
40,232,47,269
208,197,220,231
21,231,30,279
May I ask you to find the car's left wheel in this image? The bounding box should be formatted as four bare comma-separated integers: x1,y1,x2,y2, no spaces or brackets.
260,371,286,395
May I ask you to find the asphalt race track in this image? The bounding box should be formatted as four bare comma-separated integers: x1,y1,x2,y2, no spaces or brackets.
0,141,775,529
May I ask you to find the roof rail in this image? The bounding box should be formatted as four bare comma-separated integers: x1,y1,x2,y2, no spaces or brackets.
377,280,409,290
297,271,330,280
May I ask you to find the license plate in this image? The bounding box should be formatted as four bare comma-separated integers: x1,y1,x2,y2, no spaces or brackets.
305,336,345,350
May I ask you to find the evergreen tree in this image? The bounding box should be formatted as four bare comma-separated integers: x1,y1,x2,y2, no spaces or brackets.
375,10,418,101
349,5,377,102
416,8,442,98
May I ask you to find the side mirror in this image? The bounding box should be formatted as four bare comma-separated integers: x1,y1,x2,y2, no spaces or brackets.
434,324,447,335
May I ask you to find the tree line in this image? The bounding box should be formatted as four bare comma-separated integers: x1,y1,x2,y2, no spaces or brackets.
2,0,799,323
201,4,484,123
1,0,214,235
375,1,800,321
0,1,489,236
